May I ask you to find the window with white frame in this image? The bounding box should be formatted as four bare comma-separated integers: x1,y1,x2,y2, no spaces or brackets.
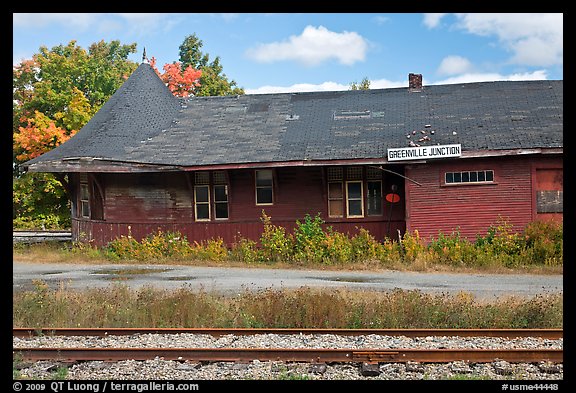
445,170,494,184
255,169,273,205
194,171,229,221
346,181,364,217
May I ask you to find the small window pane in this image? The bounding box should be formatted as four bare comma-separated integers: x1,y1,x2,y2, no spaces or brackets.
195,186,209,202
257,188,273,204
486,170,494,181
80,184,89,199
478,171,485,182
462,172,470,182
196,204,209,220
327,167,343,181
445,173,454,183
215,203,228,219
256,170,273,186
348,200,363,216
470,172,478,182
329,200,343,217
347,167,363,180
454,172,462,183
214,185,228,202
347,182,362,199
213,171,227,185
195,172,210,185
81,201,90,218
328,182,343,198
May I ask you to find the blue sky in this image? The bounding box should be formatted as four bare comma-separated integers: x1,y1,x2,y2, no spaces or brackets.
13,13,563,94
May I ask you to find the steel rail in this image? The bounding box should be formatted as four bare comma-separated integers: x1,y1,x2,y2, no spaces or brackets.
13,347,563,364
12,328,564,339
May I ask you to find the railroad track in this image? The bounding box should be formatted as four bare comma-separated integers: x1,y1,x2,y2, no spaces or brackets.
13,230,71,243
13,328,563,364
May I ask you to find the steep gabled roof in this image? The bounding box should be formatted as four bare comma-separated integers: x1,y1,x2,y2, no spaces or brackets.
24,63,563,173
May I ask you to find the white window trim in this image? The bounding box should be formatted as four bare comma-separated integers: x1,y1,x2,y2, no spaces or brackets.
255,169,274,206
346,180,364,218
194,185,211,221
213,184,229,221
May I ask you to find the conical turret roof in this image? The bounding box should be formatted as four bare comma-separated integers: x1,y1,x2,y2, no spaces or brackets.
24,63,181,169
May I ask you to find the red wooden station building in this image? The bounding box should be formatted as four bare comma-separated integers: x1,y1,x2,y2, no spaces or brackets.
23,63,563,246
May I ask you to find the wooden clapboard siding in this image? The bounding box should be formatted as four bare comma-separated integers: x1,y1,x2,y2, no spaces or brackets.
405,155,563,241
72,166,405,246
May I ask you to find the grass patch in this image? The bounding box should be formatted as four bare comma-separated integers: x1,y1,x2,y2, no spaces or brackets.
13,215,563,275
13,281,563,329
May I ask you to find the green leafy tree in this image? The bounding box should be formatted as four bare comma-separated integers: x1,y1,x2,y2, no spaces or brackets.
350,77,371,90
178,34,244,96
12,40,138,229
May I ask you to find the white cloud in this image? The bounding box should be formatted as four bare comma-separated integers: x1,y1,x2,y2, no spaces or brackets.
373,15,390,25
13,13,181,36
246,81,350,94
437,55,473,76
365,78,406,89
13,13,102,31
245,25,369,66
433,70,548,85
246,78,405,94
442,13,563,67
423,13,447,28
246,71,549,94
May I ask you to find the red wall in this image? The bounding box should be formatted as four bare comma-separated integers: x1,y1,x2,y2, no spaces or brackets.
73,166,406,246
404,155,563,242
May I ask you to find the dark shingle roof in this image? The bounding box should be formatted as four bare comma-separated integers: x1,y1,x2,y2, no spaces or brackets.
25,63,563,171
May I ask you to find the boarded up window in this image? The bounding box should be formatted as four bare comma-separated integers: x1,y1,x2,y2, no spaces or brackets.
328,182,344,217
536,168,563,214
537,191,563,213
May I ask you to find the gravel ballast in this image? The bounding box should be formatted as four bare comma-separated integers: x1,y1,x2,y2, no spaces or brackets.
14,333,563,380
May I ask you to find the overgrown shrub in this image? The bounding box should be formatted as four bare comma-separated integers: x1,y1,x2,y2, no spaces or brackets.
229,235,259,264
259,211,294,263
293,213,328,263
82,214,562,269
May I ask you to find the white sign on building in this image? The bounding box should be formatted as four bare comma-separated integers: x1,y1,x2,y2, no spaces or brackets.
387,144,462,162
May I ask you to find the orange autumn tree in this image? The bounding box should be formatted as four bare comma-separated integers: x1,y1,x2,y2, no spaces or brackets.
13,40,139,230
149,57,202,97
14,111,72,162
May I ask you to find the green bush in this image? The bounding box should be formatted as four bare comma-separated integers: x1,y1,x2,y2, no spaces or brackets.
400,230,426,263
74,214,562,269
293,213,328,263
428,229,477,267
523,220,563,266
191,238,228,261
259,211,294,263
350,227,381,262
103,230,193,261
230,235,259,263
322,231,353,264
